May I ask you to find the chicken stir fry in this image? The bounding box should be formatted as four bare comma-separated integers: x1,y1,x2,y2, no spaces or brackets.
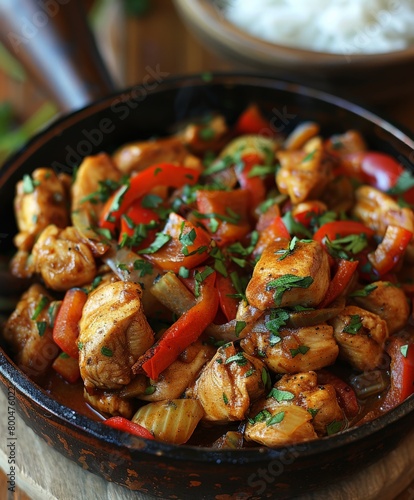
3,104,414,448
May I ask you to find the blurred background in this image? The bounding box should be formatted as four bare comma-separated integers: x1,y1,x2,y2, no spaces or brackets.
0,0,413,167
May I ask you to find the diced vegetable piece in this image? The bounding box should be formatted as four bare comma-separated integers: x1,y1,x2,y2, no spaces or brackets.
52,288,88,359
104,416,155,439
235,104,269,135
318,259,358,309
134,270,219,380
132,399,204,444
52,352,81,383
368,225,412,276
382,336,414,409
141,212,211,272
318,370,359,418
100,163,200,231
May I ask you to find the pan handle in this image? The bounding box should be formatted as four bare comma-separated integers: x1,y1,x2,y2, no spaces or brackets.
0,0,116,112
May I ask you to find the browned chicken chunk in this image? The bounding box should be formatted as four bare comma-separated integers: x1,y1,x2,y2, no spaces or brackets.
13,168,70,252
71,153,122,256
329,305,388,371
78,281,154,391
241,320,338,374
276,137,332,204
83,389,134,418
188,343,266,423
245,239,330,310
113,136,201,175
3,284,58,377
352,281,409,335
245,371,343,447
120,341,216,401
32,225,96,291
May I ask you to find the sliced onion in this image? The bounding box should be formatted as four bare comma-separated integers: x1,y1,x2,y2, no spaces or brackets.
213,431,244,449
132,399,204,444
287,297,346,328
72,210,109,256
150,272,195,316
350,370,389,399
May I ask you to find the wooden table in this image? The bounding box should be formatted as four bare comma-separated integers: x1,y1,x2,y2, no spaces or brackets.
1,1,414,499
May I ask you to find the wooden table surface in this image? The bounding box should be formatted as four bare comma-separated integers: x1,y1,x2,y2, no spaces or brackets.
1,1,414,499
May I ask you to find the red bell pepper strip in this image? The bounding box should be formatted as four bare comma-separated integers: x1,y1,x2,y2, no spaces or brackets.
235,104,269,135
104,416,154,440
143,212,211,272
317,370,359,418
216,273,239,322
318,259,358,309
135,270,219,380
52,353,81,383
196,189,251,245
368,225,412,276
292,201,327,228
53,288,88,360
235,152,266,212
100,163,200,232
313,220,375,244
118,196,160,249
382,336,414,410
253,215,290,256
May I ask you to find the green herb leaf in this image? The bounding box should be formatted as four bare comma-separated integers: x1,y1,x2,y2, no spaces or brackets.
326,420,343,435
282,211,312,238
225,352,247,366
223,393,229,405
343,315,362,334
133,259,154,277
388,171,414,195
267,411,285,426
36,321,47,337
235,320,246,337
325,234,368,260
178,266,190,279
268,388,295,402
31,296,48,320
137,232,171,254
290,345,310,357
22,174,39,194
308,408,320,418
400,344,409,358
101,346,113,357
350,283,378,297
144,385,156,395
141,194,163,209
266,274,313,306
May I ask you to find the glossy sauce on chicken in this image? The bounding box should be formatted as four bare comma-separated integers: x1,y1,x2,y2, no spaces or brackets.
3,105,414,448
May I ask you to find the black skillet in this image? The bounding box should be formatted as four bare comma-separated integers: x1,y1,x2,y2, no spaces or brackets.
1,1,414,499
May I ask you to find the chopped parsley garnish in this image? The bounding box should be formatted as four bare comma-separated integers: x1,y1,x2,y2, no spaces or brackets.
22,174,40,194
223,393,229,405
245,368,255,378
350,283,378,297
31,296,48,320
325,233,368,260
235,320,246,337
202,155,234,176
265,309,289,342
282,211,312,238
400,344,409,358
80,178,121,204
326,420,343,435
137,232,171,254
178,266,190,279
59,352,70,359
308,408,320,418
47,302,60,328
388,170,414,195
210,246,227,277
290,345,310,357
228,271,248,302
250,410,285,426
101,346,113,357
247,164,277,178
141,193,163,208
144,385,156,395
266,274,314,306
194,266,215,297
36,321,47,337
258,194,288,214
343,315,363,334
302,149,317,163
261,368,271,390
267,411,285,426
199,127,215,141
104,183,129,220
225,352,248,366
133,259,154,277
78,342,84,351
268,388,295,402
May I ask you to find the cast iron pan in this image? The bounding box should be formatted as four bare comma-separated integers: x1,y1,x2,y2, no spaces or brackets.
1,2,414,499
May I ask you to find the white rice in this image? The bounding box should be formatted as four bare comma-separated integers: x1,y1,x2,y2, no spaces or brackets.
223,0,414,54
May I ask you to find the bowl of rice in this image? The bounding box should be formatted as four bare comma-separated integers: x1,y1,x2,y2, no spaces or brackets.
174,0,414,100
